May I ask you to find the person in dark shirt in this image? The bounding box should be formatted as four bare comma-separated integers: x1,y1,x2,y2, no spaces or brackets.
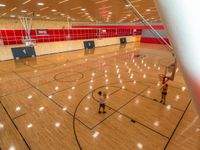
98,91,106,113
160,84,168,104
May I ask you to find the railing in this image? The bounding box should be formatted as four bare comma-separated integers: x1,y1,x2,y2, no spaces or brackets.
0,28,142,46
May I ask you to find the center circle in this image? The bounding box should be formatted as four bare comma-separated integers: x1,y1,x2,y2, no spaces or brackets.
54,71,83,82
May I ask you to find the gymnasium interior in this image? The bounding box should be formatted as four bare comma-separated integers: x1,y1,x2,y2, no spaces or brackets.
0,0,199,150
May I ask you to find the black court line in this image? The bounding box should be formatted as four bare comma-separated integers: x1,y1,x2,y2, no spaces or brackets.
25,66,97,87
51,74,105,96
6,45,190,150
54,71,84,82
76,86,121,129
24,60,58,70
0,101,31,150
125,86,184,112
12,113,27,120
68,83,168,143
12,71,92,130
117,111,169,139
163,99,192,150
90,85,169,139
0,87,33,98
138,94,187,112
13,63,189,149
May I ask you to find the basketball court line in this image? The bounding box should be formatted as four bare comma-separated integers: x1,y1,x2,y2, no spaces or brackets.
12,113,27,121
0,101,31,150
90,85,174,139
138,94,184,112
163,100,192,149
0,42,194,149
72,84,170,150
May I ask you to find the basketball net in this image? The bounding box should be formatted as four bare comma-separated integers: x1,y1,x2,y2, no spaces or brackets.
19,16,35,46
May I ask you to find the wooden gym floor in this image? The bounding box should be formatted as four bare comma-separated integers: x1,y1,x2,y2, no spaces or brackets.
0,43,199,150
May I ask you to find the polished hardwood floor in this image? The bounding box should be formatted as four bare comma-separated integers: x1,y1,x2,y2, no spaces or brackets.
0,43,199,150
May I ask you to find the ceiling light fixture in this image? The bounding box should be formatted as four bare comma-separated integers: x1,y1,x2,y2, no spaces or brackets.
1,13,7,16
70,6,81,11
40,7,48,11
21,10,27,13
22,0,31,5
51,9,57,12
10,15,16,18
0,4,6,7
37,2,44,6
95,0,109,4
10,7,17,11
58,0,69,4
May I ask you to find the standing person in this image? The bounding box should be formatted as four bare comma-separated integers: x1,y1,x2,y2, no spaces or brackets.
160,84,168,104
98,91,106,113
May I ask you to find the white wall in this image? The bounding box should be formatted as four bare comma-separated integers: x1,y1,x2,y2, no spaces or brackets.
0,36,141,61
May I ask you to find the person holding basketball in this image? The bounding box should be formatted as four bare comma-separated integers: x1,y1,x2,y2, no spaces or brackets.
98,91,106,113
160,84,168,104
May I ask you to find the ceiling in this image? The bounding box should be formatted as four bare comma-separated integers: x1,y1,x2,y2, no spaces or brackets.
0,0,161,23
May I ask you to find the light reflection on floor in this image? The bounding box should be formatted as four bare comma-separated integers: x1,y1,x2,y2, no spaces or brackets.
0,43,199,150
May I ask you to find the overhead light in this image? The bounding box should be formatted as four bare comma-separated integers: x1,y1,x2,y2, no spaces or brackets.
71,6,81,10
8,146,16,150
1,13,7,16
98,6,112,10
137,143,143,149
133,0,142,2
51,9,57,12
10,7,17,11
81,8,86,11
36,14,40,17
37,2,44,6
146,9,151,12
92,131,100,138
0,4,6,7
10,15,16,18
21,10,27,13
96,0,108,4
27,12,33,15
40,7,48,11
22,0,31,5
60,13,65,16
58,0,69,4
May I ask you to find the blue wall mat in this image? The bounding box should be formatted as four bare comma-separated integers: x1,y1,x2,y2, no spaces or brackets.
84,41,95,49
11,46,36,60
120,38,127,44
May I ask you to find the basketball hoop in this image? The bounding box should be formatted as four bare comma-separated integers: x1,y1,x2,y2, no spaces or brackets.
164,60,177,81
22,38,36,47
159,74,168,84
19,16,35,47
